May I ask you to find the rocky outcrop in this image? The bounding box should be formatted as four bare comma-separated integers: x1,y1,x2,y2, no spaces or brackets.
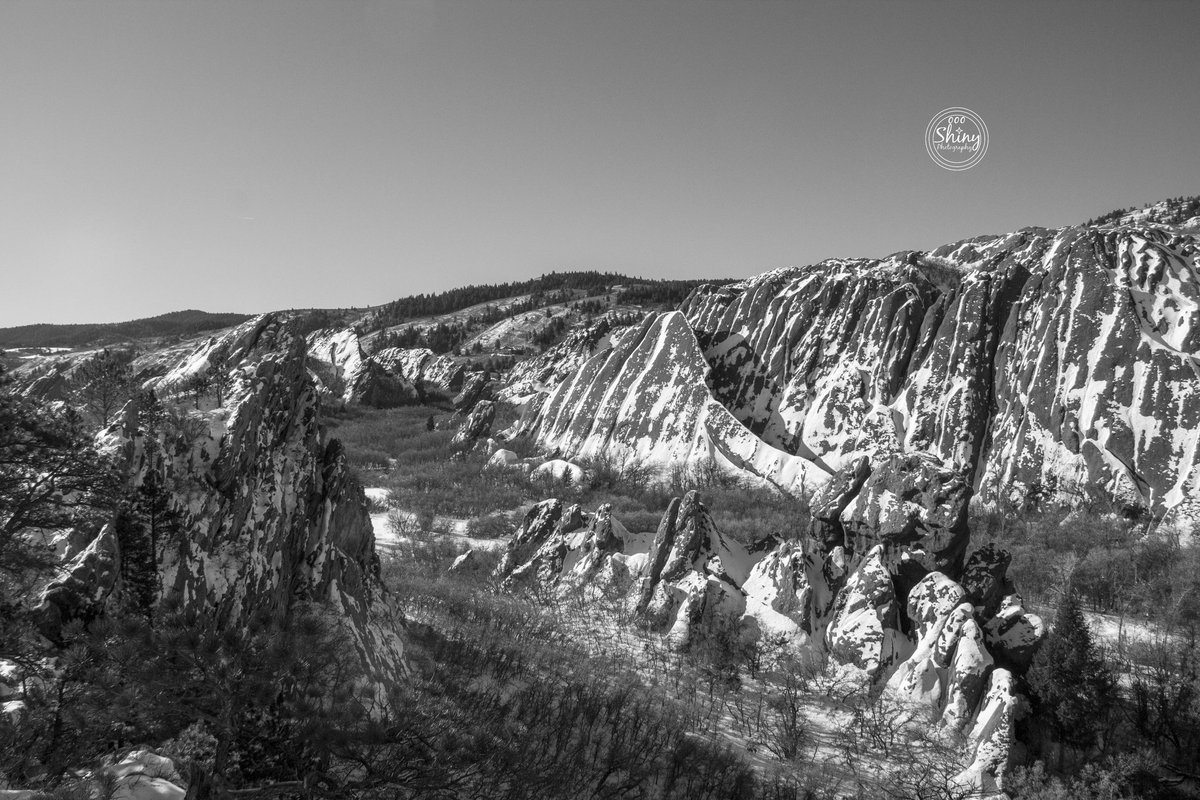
373,347,466,397
496,453,1042,789
149,313,289,396
451,399,495,450
511,205,1200,517
38,524,120,635
500,313,641,403
497,499,583,588
305,328,421,408
20,364,73,402
453,371,494,411
511,312,827,493
43,326,406,688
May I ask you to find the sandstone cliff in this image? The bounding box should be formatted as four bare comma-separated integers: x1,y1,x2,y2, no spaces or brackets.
41,321,406,688
511,204,1200,520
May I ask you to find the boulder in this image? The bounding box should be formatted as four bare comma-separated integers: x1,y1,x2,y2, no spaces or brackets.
486,448,520,469
983,594,1045,671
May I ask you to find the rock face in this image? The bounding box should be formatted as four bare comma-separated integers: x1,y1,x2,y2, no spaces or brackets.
451,399,496,450
512,312,825,493
500,312,641,403
373,347,467,397
511,205,1200,517
497,457,1042,789
305,328,421,408
453,371,494,411
42,324,406,688
159,322,467,410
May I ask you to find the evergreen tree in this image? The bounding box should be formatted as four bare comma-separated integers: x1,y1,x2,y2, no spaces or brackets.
0,371,114,591
73,348,135,425
1027,591,1115,755
112,468,181,616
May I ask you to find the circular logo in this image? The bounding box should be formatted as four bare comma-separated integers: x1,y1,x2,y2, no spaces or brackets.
925,107,988,171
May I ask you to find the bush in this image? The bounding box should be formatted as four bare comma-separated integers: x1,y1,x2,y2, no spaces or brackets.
466,512,516,539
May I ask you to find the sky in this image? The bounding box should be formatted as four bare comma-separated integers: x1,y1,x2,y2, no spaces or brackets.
3,0,1199,326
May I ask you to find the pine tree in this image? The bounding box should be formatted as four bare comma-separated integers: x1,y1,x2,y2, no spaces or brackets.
74,348,135,425
1027,591,1115,755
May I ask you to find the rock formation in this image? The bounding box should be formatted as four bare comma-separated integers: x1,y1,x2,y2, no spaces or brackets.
496,455,1044,790
372,346,466,397
509,205,1200,518
40,324,406,688
451,399,496,450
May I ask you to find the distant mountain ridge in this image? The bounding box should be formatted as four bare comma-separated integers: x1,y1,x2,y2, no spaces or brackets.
363,270,733,333
0,309,252,349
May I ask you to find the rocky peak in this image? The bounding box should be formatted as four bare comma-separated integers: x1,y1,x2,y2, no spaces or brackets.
41,326,406,687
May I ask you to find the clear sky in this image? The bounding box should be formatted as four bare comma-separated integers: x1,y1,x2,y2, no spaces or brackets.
3,0,1199,326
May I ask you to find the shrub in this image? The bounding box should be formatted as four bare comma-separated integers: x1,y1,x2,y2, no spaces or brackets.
466,512,516,539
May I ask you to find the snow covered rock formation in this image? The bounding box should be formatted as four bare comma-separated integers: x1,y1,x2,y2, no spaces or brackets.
497,455,1043,790
510,205,1200,517
40,321,406,688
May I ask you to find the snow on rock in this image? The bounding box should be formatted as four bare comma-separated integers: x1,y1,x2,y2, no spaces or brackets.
448,549,480,574
372,347,466,396
837,453,972,577
306,328,419,407
956,668,1021,796
500,312,639,403
38,523,120,636
739,539,816,642
453,371,494,411
2,750,186,800
498,499,579,588
497,453,1042,789
512,311,829,493
824,545,904,673
149,314,287,396
513,211,1200,518
486,448,520,469
38,327,406,692
452,399,496,449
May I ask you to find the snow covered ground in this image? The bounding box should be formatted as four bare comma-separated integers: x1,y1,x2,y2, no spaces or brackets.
365,487,509,554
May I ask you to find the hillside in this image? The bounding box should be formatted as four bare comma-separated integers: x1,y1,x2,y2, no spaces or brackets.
0,309,252,348
513,196,1200,528
3,195,1199,798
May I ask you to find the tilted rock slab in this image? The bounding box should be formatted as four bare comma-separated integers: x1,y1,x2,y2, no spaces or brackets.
513,208,1200,515
515,311,827,493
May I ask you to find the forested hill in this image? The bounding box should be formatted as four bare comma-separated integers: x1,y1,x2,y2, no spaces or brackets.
363,271,734,333
0,310,252,348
